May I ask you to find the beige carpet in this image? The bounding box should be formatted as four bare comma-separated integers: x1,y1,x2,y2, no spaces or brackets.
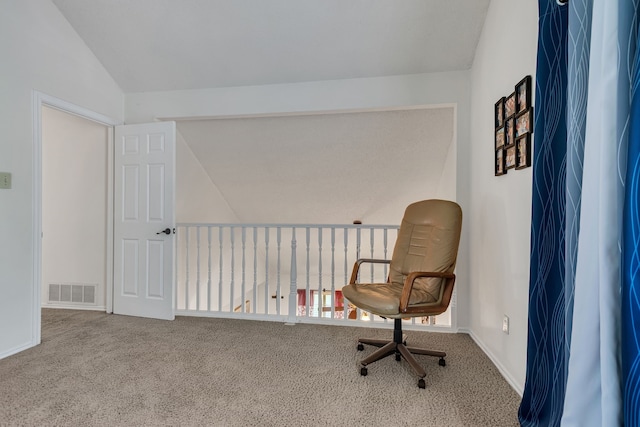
0,309,520,426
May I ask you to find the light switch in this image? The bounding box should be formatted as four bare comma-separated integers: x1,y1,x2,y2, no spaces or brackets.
0,172,12,189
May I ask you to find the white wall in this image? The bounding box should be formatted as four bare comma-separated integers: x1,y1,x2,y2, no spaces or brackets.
175,108,456,225
467,0,538,394
125,71,471,123
0,1,123,358
41,106,109,309
176,131,240,223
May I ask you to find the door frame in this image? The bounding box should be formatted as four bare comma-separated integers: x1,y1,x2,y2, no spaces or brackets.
32,90,121,344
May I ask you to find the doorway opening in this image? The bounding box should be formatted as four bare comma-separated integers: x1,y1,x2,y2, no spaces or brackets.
41,106,110,311
32,91,119,345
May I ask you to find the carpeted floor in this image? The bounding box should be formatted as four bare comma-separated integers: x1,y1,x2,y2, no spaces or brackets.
0,309,520,426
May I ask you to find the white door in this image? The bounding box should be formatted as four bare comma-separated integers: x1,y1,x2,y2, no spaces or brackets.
113,122,176,320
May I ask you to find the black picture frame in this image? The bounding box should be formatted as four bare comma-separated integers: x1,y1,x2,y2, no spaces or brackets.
516,75,532,114
505,116,515,147
516,133,532,169
495,97,505,129
493,76,535,176
505,92,516,118
505,144,517,170
495,148,506,176
515,107,533,137
496,126,505,150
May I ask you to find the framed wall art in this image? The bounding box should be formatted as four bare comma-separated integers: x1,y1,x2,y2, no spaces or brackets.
516,76,531,114
505,117,515,147
495,97,505,129
516,108,533,138
496,126,505,150
505,92,516,118
516,133,531,169
495,148,506,176
493,75,533,175
506,145,516,170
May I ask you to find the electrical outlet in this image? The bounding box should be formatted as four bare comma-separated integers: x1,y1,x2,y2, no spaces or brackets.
502,315,510,334
0,172,11,189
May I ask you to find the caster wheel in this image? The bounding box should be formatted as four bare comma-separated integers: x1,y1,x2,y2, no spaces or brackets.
418,378,426,389
395,353,401,361
360,367,368,376
357,343,364,351
438,358,446,367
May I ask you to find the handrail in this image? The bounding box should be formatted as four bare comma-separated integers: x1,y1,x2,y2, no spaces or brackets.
177,222,400,228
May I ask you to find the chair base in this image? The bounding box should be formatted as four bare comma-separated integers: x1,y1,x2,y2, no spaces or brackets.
356,319,446,388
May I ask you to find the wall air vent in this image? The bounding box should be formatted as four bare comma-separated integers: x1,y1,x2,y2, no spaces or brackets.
48,283,96,305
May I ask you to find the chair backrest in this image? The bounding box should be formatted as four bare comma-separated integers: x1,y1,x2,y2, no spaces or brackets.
389,199,462,305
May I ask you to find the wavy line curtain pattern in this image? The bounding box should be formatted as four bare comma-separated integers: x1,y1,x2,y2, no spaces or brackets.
518,0,640,426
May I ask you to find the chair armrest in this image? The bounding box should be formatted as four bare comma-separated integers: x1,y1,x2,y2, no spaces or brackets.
348,258,391,284
400,271,456,313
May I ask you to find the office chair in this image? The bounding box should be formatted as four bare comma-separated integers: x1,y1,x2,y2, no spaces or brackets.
342,199,462,389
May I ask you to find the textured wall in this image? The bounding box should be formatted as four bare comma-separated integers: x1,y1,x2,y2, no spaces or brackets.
468,0,538,394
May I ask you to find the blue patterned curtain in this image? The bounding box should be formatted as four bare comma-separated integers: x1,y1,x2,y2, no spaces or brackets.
518,2,569,425
623,3,640,424
520,0,640,425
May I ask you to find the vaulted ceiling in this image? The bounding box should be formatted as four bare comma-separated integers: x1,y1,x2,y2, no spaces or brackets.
51,0,490,92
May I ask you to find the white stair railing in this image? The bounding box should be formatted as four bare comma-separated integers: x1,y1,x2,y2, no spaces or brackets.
175,223,454,329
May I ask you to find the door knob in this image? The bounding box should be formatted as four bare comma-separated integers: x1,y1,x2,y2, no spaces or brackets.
156,228,172,235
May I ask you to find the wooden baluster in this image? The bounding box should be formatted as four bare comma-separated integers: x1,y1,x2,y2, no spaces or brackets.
230,226,235,313
330,227,336,319
264,227,270,315
383,227,389,279
218,227,223,312
196,226,202,311
185,227,190,310
343,227,349,323
253,227,257,314
317,228,323,318
276,227,281,315
207,226,212,312
288,227,297,323
241,227,246,313
305,227,311,317
370,227,375,283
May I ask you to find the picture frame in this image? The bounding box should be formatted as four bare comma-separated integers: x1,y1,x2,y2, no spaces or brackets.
505,117,515,147
493,76,535,176
495,148,506,176
505,92,516,118
515,133,532,169
496,126,505,150
515,108,533,137
516,75,532,114
505,144,516,170
495,97,505,129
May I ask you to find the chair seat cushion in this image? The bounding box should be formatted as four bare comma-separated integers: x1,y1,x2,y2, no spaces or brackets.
342,282,438,316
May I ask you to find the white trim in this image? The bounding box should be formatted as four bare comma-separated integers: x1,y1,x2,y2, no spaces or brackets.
0,341,35,360
31,91,43,347
32,90,121,347
157,103,457,122
459,327,525,396
41,304,107,311
105,126,114,314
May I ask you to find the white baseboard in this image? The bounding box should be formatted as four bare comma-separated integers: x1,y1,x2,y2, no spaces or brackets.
41,304,106,311
458,327,524,396
0,340,37,360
